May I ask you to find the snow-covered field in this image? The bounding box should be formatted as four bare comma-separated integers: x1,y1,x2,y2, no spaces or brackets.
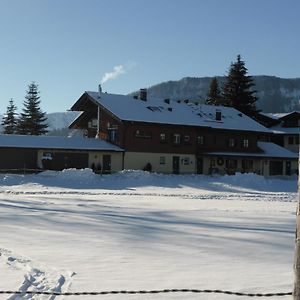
0,170,298,300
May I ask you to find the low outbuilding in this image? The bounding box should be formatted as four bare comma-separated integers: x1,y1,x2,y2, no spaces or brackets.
0,134,123,173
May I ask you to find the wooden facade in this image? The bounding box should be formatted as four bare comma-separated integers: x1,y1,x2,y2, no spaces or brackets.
256,111,300,153
69,91,298,176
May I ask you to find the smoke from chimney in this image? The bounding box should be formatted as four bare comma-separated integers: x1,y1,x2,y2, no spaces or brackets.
101,65,125,85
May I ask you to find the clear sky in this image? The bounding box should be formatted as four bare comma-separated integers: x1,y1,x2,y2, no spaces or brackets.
0,0,299,113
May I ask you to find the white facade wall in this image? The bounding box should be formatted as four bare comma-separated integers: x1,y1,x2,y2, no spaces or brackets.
88,151,123,173
124,152,196,174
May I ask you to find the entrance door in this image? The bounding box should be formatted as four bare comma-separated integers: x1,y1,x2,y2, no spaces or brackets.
103,155,111,174
172,156,180,174
196,157,203,174
269,161,283,175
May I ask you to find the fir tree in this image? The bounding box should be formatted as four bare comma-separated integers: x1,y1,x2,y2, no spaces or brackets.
222,55,259,117
16,82,48,135
206,77,223,105
1,98,18,134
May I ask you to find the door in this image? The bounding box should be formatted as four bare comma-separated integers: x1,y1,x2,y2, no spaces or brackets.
172,156,180,174
103,155,111,174
269,161,283,175
196,157,203,174
51,152,88,170
286,161,291,175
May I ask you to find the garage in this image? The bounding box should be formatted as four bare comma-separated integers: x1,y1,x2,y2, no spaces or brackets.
0,134,123,173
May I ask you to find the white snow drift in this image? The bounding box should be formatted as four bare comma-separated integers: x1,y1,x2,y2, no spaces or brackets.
0,170,297,299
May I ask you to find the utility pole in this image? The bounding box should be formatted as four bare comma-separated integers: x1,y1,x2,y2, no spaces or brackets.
294,162,300,299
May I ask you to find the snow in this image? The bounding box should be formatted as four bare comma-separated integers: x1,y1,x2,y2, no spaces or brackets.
205,141,298,159
0,134,123,151
0,169,297,299
271,125,300,135
81,91,270,133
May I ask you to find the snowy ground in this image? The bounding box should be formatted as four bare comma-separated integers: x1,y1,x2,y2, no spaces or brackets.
0,169,298,300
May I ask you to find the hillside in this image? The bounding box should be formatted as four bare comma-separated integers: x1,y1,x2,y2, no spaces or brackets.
138,76,300,113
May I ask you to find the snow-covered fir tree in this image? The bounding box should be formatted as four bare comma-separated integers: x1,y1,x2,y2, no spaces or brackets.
1,98,18,134
16,82,48,135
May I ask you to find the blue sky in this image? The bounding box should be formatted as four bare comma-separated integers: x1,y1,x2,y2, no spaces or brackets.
0,0,299,113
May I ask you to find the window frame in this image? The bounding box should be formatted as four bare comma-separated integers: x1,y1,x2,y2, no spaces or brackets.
159,156,166,165
228,138,235,148
197,136,204,145
173,133,181,144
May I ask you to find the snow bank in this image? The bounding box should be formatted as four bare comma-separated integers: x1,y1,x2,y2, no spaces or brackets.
0,169,297,193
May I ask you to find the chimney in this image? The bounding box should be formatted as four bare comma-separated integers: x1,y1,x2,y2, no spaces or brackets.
215,110,222,121
98,84,102,97
139,88,147,101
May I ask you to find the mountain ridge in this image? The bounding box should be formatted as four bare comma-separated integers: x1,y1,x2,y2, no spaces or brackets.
134,75,300,113
1,75,300,136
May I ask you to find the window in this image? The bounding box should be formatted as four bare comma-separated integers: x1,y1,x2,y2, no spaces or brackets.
147,106,163,112
183,157,190,165
197,136,204,145
226,159,237,169
184,135,190,143
88,119,98,128
242,159,253,170
135,130,152,139
288,136,294,144
159,156,166,165
242,139,249,148
173,134,181,144
160,133,166,143
228,138,235,147
296,136,299,145
108,130,118,142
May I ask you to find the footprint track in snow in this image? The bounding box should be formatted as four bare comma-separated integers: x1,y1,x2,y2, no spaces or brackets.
0,248,75,300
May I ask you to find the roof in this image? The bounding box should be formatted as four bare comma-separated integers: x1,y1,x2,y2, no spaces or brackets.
261,111,300,120
0,134,123,152
72,91,270,133
203,141,298,159
270,125,300,135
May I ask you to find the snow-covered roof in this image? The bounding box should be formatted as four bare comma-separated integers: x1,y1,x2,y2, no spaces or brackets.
261,111,300,120
82,91,270,133
203,141,298,159
270,126,300,135
0,134,123,151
